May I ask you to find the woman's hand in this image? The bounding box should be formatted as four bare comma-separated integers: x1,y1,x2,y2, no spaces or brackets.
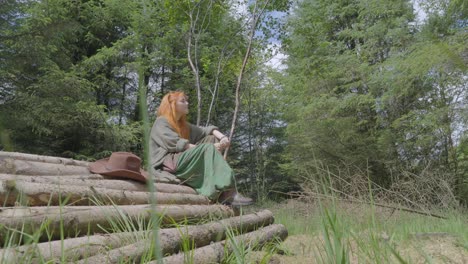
214,143,223,153
213,137,230,153
212,130,230,152
219,136,230,149
185,143,196,150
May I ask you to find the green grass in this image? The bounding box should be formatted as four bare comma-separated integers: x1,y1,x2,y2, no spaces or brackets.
0,197,280,263
260,198,468,263
2,184,467,263
249,199,321,236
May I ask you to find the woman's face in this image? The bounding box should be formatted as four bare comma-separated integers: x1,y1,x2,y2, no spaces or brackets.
175,96,189,115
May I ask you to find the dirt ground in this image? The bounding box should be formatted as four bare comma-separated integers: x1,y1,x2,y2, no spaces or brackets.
246,233,468,263
244,200,467,263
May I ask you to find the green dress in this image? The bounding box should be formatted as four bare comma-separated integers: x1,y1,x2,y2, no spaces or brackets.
150,117,234,199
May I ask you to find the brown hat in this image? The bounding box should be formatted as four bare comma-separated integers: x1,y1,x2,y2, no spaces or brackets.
89,152,148,183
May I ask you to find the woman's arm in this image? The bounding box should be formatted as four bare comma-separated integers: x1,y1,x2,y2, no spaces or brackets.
212,130,227,140
152,118,189,153
212,130,230,149
189,124,218,143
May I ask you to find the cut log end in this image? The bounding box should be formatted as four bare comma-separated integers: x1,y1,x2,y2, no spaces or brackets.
0,158,16,174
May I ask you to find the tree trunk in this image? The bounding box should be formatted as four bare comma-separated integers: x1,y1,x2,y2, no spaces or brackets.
72,210,274,264
0,204,234,243
187,11,203,126
0,180,209,206
0,151,89,167
0,174,197,194
159,224,288,264
224,0,271,159
0,159,91,175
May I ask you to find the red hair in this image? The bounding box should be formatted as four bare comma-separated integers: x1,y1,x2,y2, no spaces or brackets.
157,91,190,139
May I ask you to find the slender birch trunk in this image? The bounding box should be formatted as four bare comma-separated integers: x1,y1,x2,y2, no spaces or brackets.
224,0,271,159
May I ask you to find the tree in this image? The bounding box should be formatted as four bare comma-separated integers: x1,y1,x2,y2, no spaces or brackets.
281,0,467,205
282,0,415,186
0,0,140,157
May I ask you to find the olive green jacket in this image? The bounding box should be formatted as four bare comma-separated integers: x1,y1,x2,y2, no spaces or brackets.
150,116,218,170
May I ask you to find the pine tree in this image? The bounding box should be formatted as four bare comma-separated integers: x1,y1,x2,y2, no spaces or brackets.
283,0,415,185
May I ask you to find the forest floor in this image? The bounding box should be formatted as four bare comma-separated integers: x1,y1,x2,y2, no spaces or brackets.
246,234,467,263
244,199,468,264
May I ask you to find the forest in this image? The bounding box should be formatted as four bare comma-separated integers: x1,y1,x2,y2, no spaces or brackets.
0,0,467,207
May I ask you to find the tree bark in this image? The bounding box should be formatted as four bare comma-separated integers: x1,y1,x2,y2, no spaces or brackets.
0,151,89,167
0,158,181,183
187,8,203,126
0,174,197,194
0,231,145,263
0,210,272,263
0,180,209,206
72,210,274,264
0,204,234,243
224,0,271,159
159,224,288,264
0,159,92,175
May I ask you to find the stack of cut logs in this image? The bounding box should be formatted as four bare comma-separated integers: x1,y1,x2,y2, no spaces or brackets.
0,151,287,263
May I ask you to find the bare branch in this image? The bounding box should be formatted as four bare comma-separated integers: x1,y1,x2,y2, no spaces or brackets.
224,0,272,159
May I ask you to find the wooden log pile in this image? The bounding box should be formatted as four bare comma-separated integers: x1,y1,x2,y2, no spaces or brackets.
0,151,288,263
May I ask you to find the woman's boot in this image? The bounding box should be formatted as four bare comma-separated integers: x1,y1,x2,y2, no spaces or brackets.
217,189,253,206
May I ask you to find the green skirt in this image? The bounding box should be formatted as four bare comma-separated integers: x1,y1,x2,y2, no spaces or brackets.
175,137,234,199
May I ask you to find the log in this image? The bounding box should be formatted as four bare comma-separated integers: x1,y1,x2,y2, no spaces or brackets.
0,151,90,167
0,210,273,263
0,174,197,194
159,224,288,264
0,231,144,264
0,180,208,206
71,210,274,264
0,152,181,183
0,204,234,243
0,159,91,176
0,173,105,180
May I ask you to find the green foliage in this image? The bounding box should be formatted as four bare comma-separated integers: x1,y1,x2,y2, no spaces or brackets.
1,0,466,206
266,197,467,263
0,0,246,157
281,0,467,204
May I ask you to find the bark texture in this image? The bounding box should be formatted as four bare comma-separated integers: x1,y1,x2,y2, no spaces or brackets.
0,152,288,264
0,231,145,263
0,151,90,167
0,180,208,206
0,159,91,176
159,224,288,264
0,204,234,243
0,210,273,263
0,174,196,194
74,210,274,264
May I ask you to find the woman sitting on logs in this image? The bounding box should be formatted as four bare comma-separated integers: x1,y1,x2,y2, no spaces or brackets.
150,91,253,206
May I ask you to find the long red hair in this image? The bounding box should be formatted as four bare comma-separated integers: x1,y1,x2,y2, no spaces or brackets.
157,91,190,139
